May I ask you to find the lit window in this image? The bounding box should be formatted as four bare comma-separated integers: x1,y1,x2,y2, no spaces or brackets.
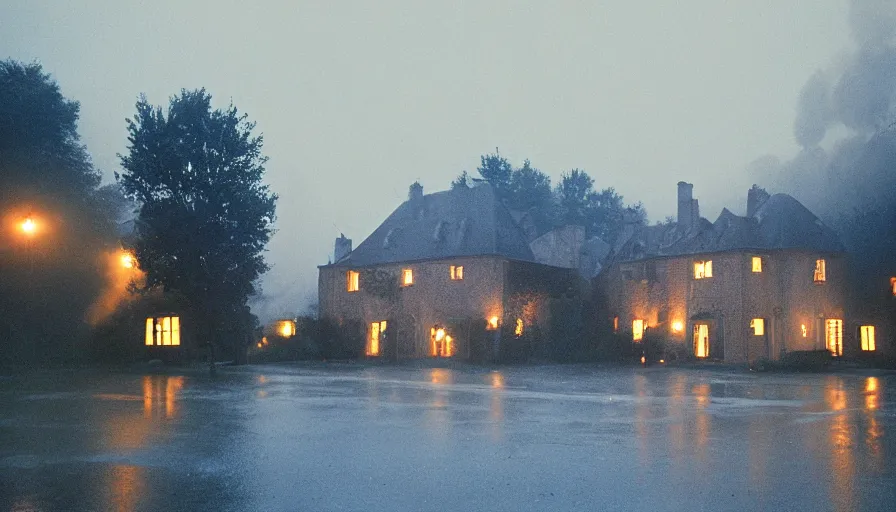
367,321,387,356
278,320,296,338
450,265,464,280
750,318,765,336
800,324,808,338
486,316,499,330
632,319,644,342
752,256,762,273
826,319,842,356
401,268,414,286
814,259,826,283
891,277,896,296
347,270,360,292
860,325,876,352
145,316,180,346
613,316,619,333
515,318,524,336
431,326,453,357
694,260,713,279
694,324,709,358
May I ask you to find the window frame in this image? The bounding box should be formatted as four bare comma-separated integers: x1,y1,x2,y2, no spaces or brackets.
750,318,765,336
814,259,827,283
751,256,762,273
860,325,876,352
401,268,414,287
694,260,713,279
346,270,360,292
450,265,464,281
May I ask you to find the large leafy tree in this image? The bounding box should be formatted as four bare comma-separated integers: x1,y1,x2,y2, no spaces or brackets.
476,152,513,195
118,89,277,365
0,60,118,364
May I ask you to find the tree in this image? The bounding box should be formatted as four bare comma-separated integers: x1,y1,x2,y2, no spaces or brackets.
0,60,117,365
476,152,513,196
117,89,277,368
450,170,471,190
556,169,595,227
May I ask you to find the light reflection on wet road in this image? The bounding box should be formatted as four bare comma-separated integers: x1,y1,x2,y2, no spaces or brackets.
0,365,893,511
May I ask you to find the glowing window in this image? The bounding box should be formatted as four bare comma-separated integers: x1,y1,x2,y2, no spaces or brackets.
826,319,842,356
367,320,387,356
632,319,644,342
145,316,180,347
450,265,464,280
514,318,524,336
486,316,499,330
750,318,765,336
430,326,453,357
890,277,896,296
694,324,709,358
800,324,808,338
346,270,360,292
752,256,762,273
860,325,876,352
613,316,619,333
401,268,414,286
694,260,713,279
277,320,296,338
814,259,826,283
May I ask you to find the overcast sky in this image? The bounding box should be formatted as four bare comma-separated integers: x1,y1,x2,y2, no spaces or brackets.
1,1,853,318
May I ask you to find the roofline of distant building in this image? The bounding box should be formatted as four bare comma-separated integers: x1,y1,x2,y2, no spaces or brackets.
318,253,566,270
611,246,847,265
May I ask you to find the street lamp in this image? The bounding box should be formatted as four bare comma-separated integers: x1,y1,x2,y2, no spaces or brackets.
20,216,36,236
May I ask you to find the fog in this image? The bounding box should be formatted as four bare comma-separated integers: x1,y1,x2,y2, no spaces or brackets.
0,1,861,319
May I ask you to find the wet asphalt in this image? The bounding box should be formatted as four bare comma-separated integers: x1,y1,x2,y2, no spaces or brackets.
0,363,893,511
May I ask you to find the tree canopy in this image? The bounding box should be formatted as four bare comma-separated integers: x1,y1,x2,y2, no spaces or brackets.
117,89,277,362
466,152,645,244
0,60,119,364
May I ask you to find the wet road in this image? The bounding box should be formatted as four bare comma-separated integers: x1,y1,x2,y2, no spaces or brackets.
0,364,894,511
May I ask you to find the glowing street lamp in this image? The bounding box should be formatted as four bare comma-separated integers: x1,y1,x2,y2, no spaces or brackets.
20,217,36,236
120,251,135,269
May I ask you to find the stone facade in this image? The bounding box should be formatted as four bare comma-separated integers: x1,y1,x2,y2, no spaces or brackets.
599,250,848,363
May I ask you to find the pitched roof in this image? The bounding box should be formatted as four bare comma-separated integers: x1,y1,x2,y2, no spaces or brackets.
613,192,844,262
329,183,535,267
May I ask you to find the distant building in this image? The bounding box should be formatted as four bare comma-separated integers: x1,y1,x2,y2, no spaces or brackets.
318,182,587,361
597,182,854,363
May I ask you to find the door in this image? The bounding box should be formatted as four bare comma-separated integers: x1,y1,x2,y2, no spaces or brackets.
694,323,710,358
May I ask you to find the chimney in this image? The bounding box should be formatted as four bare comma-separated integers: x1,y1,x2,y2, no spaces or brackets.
408,181,423,203
334,234,352,263
746,184,770,217
677,181,695,230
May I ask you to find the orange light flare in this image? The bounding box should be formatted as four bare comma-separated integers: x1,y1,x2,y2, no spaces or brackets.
20,216,36,236
671,320,684,333
120,251,135,269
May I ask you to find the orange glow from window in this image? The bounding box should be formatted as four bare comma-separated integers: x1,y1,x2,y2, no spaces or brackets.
891,277,896,296
860,325,876,351
801,324,808,337
814,259,826,283
514,318,524,336
346,270,359,292
694,260,712,279
613,316,619,332
145,316,180,346
402,268,414,286
750,318,765,336
694,324,709,358
826,319,843,356
450,265,464,280
257,342,263,348
632,319,644,342
487,316,499,330
278,320,296,337
671,320,684,333
752,256,762,273
368,321,386,356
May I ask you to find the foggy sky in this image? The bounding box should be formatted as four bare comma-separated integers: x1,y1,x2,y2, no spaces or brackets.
0,1,853,319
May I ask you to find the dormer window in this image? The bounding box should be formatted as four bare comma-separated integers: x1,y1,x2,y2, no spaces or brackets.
694,260,713,279
752,256,762,273
814,259,826,283
346,270,360,292
450,265,464,280
401,268,414,287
